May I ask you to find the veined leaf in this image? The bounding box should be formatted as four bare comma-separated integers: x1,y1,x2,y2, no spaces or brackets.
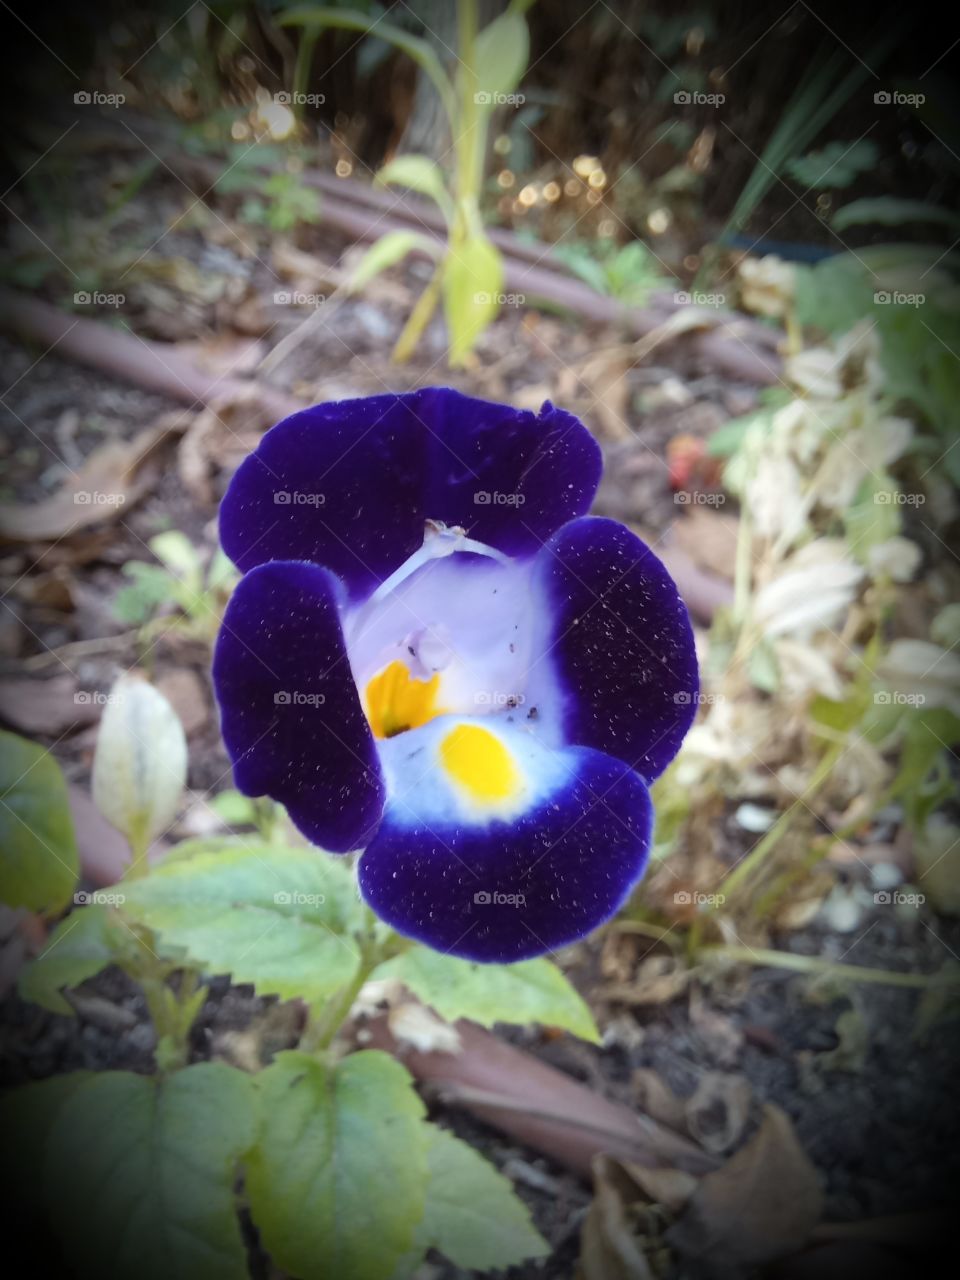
46,1064,258,1280
0,1071,92,1229
247,1050,428,1280
371,947,600,1042
393,1124,548,1277
118,843,363,1001
0,729,78,913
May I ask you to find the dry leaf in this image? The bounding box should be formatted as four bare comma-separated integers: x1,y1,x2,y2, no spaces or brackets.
689,985,744,1067
603,955,693,1006
0,415,188,543
667,1103,823,1268
580,1155,657,1280
685,1072,753,1154
632,1069,689,1132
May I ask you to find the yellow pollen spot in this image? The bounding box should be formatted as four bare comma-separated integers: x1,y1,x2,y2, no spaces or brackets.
440,724,520,803
365,660,444,739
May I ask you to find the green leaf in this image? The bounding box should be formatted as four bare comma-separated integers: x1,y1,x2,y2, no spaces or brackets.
0,729,78,913
443,232,503,364
19,903,119,1014
119,843,363,1001
349,229,440,292
149,530,204,598
406,1125,548,1272
46,1064,258,1280
207,789,258,826
92,676,188,850
247,1050,428,1280
784,139,879,189
113,561,177,624
833,197,960,233
472,10,529,102
375,154,453,222
371,947,600,1042
0,1071,92,1227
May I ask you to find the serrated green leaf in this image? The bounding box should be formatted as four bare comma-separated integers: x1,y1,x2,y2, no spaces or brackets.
19,904,118,1014
45,1064,258,1280
375,154,453,222
443,232,503,364
349,229,440,292
371,947,600,1042
119,844,363,1001
0,729,78,913
247,1050,428,1280
473,10,529,101
409,1125,548,1271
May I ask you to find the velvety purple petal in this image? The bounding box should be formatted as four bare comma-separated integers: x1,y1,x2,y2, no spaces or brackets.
358,739,651,963
212,561,385,852
417,388,602,559
219,390,601,600
533,517,698,781
220,395,429,600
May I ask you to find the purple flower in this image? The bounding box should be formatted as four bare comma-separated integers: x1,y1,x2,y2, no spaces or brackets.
212,389,698,962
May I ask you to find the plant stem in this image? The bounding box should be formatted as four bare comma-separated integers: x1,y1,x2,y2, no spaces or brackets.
705,945,958,990
302,938,381,1053
392,263,443,363
720,738,845,904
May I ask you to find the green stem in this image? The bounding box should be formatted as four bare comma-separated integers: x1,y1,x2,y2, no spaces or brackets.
705,945,958,990
720,738,845,904
687,738,845,958
302,935,382,1053
392,263,444,363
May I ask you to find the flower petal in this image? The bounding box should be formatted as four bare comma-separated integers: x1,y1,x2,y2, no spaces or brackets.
357,717,651,962
212,561,385,852
220,390,600,599
418,388,602,559
220,395,429,600
531,517,698,781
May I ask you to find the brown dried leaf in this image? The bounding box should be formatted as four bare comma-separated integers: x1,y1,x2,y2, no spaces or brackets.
689,984,744,1067
580,1155,657,1280
0,415,188,543
667,1103,823,1267
685,1072,753,1155
631,1068,689,1132
603,955,693,1006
